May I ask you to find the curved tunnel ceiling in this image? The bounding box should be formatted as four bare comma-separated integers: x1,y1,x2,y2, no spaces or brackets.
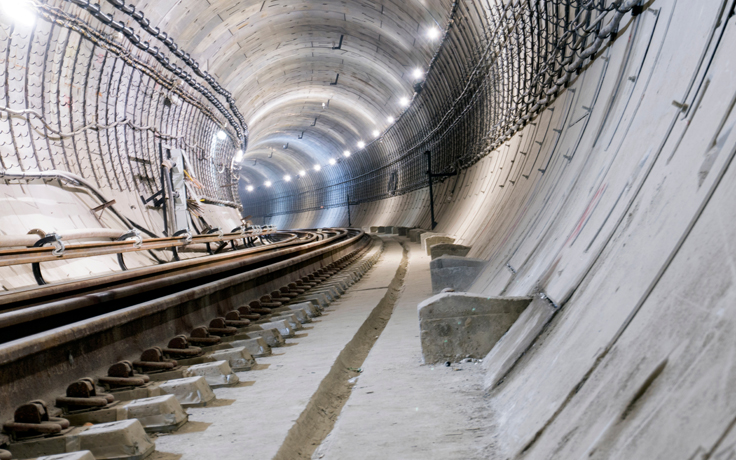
131,0,453,197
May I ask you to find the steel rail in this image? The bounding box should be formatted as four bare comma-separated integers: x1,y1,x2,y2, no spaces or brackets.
0,229,356,340
0,231,313,309
0,228,367,366
0,229,280,267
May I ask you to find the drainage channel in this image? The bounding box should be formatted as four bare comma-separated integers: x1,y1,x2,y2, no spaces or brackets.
274,240,410,460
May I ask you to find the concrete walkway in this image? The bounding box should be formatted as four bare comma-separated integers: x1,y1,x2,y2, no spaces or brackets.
155,239,405,459
314,237,494,460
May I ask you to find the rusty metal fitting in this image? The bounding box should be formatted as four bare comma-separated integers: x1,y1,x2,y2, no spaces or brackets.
250,300,274,314
98,361,151,390
224,310,251,327
187,326,221,345
133,347,178,373
163,335,203,358
287,282,305,294
3,400,71,440
208,318,238,336
55,378,115,413
278,286,299,299
237,306,261,321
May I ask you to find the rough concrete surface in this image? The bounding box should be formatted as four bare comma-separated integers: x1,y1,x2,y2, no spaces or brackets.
430,243,471,260
430,256,486,293
154,240,404,459
314,238,495,459
418,293,531,364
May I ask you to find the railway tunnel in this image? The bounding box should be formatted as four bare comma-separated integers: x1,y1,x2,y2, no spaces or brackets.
0,0,735,458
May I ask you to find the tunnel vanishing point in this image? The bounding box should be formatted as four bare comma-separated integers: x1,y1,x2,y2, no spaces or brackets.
0,0,735,459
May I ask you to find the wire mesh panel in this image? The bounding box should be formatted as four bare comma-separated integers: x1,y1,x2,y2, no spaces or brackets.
0,0,246,206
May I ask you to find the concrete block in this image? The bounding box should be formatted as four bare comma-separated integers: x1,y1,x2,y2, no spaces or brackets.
229,337,271,357
418,292,532,364
421,233,452,253
157,376,216,407
276,313,303,330
260,320,296,338
245,328,285,347
275,308,310,324
123,395,188,433
208,347,256,371
430,256,487,293
64,395,188,433
303,292,329,308
398,227,411,236
408,228,427,243
369,226,378,233
184,360,240,388
482,296,557,389
377,226,386,233
78,420,155,460
289,301,320,317
9,420,156,460
430,243,471,260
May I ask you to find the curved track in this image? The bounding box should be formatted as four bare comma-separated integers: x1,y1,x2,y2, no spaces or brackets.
0,228,371,423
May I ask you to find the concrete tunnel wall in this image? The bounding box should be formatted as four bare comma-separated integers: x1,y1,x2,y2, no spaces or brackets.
268,1,736,458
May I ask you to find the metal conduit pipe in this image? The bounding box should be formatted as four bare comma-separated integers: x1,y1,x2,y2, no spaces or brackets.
0,229,129,248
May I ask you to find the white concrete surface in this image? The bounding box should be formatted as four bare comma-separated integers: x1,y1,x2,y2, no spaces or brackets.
315,239,494,459
154,240,404,459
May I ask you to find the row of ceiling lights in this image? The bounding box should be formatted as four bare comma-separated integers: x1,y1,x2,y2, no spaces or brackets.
242,26,442,192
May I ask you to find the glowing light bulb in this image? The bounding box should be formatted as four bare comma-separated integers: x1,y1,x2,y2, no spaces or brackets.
284,175,291,182
299,170,306,177
399,97,410,107
343,150,351,158
372,130,380,137
387,116,395,123
357,141,365,149
1,1,35,28
427,27,441,40
246,185,254,192
233,150,244,162
264,181,272,187
217,131,226,140
412,68,424,79
329,158,337,165
314,164,321,171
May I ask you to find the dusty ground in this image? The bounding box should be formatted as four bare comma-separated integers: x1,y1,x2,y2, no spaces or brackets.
153,236,495,459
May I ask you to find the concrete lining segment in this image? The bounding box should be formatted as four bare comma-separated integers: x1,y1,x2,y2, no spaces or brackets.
153,238,397,459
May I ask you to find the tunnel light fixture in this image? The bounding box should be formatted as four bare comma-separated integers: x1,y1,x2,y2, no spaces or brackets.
299,170,306,177
343,150,351,158
357,141,366,149
284,175,291,182
329,158,337,166
233,150,244,162
1,1,35,28
246,185,254,192
264,181,272,187
387,116,395,123
217,130,227,140
427,27,441,40
412,68,424,79
314,164,321,171
372,130,380,137
399,97,410,107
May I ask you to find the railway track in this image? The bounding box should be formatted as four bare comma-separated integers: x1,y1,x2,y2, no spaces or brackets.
0,228,372,434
